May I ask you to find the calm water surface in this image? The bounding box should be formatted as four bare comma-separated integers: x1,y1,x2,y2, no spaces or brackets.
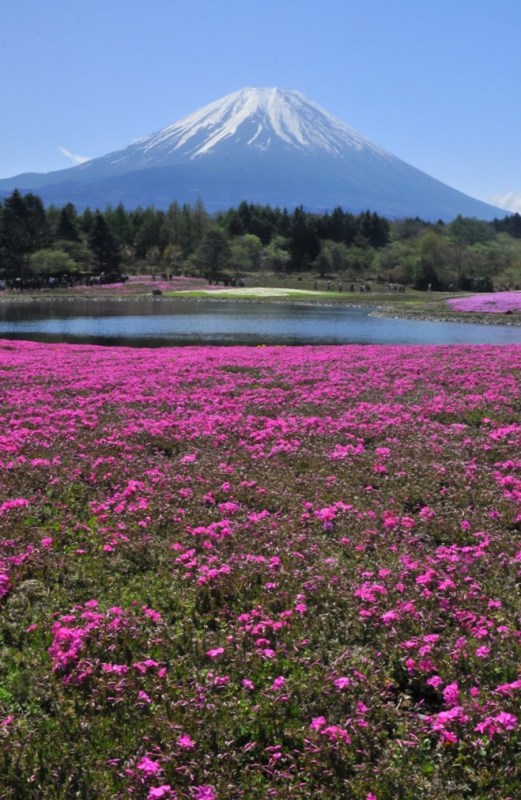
0,298,520,346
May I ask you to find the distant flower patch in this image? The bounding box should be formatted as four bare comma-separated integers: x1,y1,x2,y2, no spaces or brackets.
447,291,521,313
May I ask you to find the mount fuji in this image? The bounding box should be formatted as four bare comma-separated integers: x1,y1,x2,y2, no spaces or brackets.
0,88,506,220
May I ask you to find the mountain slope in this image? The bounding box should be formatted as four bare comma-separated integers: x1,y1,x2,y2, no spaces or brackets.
0,88,506,220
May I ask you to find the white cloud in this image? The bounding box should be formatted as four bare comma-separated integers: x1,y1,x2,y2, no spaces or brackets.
59,146,90,165
489,192,521,213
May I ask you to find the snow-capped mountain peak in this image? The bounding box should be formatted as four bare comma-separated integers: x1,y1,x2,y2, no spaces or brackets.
0,87,506,220
105,87,391,168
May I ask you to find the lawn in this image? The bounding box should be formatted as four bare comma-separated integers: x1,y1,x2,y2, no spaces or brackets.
0,341,519,799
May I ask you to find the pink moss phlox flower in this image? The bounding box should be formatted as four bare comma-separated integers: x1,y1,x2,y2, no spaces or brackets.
442,682,460,706
148,786,173,799
474,712,517,736
133,659,159,673
0,497,30,515
495,679,521,695
136,756,163,776
0,572,11,600
333,677,351,689
141,606,162,623
192,786,216,800
321,725,351,744
448,291,521,313
177,734,196,750
206,647,225,658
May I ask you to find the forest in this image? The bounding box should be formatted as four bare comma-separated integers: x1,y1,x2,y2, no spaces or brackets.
1,189,521,291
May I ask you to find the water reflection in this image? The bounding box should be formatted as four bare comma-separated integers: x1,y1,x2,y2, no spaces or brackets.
0,298,520,346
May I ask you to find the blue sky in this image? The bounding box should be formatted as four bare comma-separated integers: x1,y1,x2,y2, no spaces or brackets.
2,0,521,211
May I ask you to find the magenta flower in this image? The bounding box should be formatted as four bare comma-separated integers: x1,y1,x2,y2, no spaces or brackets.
177,734,196,750
148,787,173,799
136,756,163,776
206,647,225,659
192,786,216,800
442,682,460,706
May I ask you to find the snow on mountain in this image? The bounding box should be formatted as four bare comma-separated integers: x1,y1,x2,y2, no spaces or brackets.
76,87,391,174
0,87,508,220
129,87,391,161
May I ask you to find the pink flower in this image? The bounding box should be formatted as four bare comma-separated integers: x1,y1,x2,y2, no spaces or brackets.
495,712,517,730
442,682,460,706
440,730,459,744
177,734,195,750
271,675,285,690
309,716,327,731
193,787,216,800
206,647,224,659
242,678,255,691
333,676,351,689
321,725,351,744
137,756,163,776
148,787,173,799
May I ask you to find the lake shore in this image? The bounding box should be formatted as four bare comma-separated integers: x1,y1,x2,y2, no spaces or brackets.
1,277,520,327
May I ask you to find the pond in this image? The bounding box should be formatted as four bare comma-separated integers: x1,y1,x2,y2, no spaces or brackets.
0,297,520,346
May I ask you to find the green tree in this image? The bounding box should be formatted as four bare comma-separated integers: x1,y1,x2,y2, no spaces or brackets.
0,190,50,277
414,231,444,289
289,206,320,270
30,248,77,277
56,203,81,242
88,212,121,273
163,243,185,277
264,236,290,273
134,208,167,259
194,228,231,281
229,234,263,277
316,240,350,276
104,204,135,246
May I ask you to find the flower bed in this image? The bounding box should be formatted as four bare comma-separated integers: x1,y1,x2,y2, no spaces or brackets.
0,341,519,799
447,291,521,313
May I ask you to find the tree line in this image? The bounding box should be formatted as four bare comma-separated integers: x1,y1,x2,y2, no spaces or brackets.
1,189,521,290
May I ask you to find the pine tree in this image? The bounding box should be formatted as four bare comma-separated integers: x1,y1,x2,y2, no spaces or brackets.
88,212,121,273
0,190,49,277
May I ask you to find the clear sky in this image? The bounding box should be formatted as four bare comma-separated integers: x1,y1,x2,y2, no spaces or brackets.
2,0,521,211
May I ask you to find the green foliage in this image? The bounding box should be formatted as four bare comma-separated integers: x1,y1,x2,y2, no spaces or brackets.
88,212,122,273
2,190,521,289
193,227,232,280
0,190,50,276
30,249,78,276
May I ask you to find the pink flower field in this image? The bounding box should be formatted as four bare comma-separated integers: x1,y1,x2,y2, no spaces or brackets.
447,291,521,314
0,340,520,799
